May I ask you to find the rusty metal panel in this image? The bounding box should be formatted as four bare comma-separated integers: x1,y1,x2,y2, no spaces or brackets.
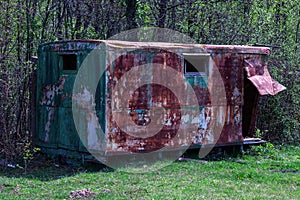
244,58,286,95
36,40,285,157
104,47,242,153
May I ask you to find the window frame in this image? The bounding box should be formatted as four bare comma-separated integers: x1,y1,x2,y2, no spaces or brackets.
183,53,211,76
59,53,78,73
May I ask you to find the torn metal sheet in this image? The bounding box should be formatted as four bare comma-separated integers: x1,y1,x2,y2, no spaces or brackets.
244,59,286,95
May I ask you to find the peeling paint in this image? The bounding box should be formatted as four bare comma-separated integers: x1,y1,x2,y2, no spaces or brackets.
40,77,66,106
44,107,54,142
40,77,66,141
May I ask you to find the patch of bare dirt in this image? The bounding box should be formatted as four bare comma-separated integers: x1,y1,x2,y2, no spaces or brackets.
69,189,97,199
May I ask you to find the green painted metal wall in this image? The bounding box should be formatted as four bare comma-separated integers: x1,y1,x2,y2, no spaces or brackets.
36,41,106,155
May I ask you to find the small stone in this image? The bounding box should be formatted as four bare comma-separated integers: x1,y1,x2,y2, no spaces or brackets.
290,185,296,190
102,189,111,193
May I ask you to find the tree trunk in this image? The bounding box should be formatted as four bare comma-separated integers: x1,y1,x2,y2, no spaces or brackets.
157,0,167,28
125,0,137,29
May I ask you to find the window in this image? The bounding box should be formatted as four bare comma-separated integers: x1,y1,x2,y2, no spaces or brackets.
183,53,210,75
61,54,77,71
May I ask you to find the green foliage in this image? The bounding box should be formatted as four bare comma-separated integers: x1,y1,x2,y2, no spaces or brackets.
254,128,264,139
246,142,280,158
136,1,151,26
22,142,40,174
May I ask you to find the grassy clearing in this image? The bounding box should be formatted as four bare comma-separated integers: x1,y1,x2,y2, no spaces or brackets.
0,145,299,200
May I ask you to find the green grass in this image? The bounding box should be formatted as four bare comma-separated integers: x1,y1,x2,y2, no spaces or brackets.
0,145,299,199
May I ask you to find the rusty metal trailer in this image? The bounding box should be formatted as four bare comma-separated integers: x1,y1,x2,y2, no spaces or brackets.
36,40,285,158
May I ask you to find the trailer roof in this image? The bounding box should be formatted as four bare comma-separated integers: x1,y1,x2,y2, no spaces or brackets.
39,40,271,55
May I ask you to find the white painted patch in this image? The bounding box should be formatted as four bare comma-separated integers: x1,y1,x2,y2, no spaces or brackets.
219,108,223,125
44,107,55,142
87,111,101,150
163,98,167,106
191,116,200,124
234,105,241,124
205,130,214,143
227,106,231,124
199,108,211,130
165,118,172,126
233,87,240,97
181,114,190,123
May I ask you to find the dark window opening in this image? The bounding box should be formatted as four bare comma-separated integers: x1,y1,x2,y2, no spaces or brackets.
62,54,77,70
185,59,200,73
183,54,210,75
